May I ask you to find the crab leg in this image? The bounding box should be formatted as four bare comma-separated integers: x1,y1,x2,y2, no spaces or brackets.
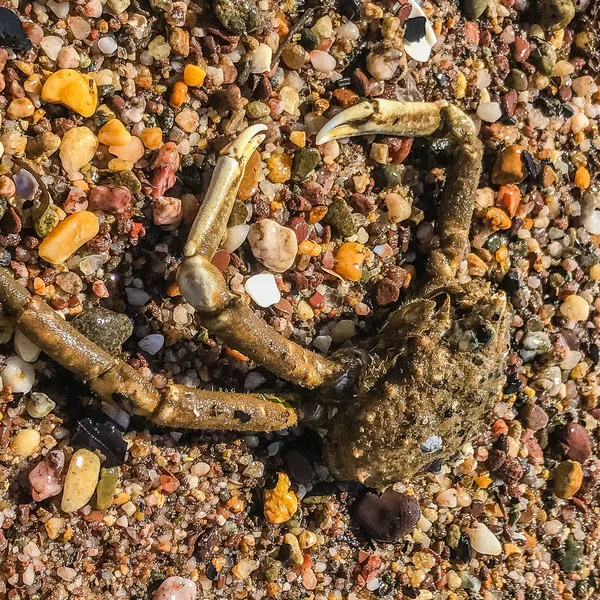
178,127,346,389
0,268,297,432
316,100,483,281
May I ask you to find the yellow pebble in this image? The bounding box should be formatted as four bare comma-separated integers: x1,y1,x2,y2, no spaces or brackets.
298,240,322,256
61,448,101,513
574,166,591,190
590,263,600,280
334,242,366,282
41,69,98,118
263,472,298,524
108,158,134,171
38,211,100,265
183,64,206,87
454,71,467,99
267,154,292,183
560,294,589,322
98,119,131,147
12,429,41,457
289,130,306,147
59,126,98,177
140,127,163,150
7,98,35,119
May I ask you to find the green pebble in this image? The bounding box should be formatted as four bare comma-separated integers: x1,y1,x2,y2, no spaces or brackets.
299,29,320,51
574,31,597,54
462,0,489,20
228,200,249,227
95,467,120,510
292,147,320,181
373,164,403,190
34,205,61,239
560,537,584,573
533,42,557,76
213,0,260,35
537,0,575,31
447,524,461,548
109,170,142,195
72,307,133,355
0,198,7,222
323,198,357,238
506,69,528,92
246,101,270,119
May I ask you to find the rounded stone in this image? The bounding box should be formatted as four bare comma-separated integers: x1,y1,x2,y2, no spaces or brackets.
214,0,259,35
536,0,575,31
71,307,133,354
553,460,583,499
462,0,489,19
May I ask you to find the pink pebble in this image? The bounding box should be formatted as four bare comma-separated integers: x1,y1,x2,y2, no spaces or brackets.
153,196,183,226
89,185,132,215
63,187,89,214
153,576,197,600
310,50,336,73
29,450,64,502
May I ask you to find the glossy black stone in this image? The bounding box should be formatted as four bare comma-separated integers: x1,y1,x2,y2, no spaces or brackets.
0,8,32,52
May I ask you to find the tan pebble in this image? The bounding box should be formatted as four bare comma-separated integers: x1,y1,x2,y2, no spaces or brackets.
238,150,261,201
385,193,411,224
553,460,583,499
98,119,131,147
589,263,600,280
109,135,144,163
140,127,163,150
298,529,318,549
467,253,488,276
491,144,526,185
7,98,35,119
267,153,292,183
560,295,589,321
486,207,512,231
334,242,366,282
247,219,298,272
12,429,41,457
60,127,98,178
38,211,100,265
297,300,314,321
61,448,101,513
283,533,304,565
263,472,297,524
45,516,66,539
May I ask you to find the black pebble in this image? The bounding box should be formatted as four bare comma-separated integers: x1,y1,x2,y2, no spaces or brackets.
404,16,427,43
354,488,420,542
0,8,32,52
71,415,128,468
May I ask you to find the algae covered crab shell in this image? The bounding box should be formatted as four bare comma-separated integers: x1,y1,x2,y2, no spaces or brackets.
0,100,510,486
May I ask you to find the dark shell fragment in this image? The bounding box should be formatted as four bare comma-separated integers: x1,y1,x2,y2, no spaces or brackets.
354,488,420,542
71,416,128,468
0,8,33,52
404,17,427,43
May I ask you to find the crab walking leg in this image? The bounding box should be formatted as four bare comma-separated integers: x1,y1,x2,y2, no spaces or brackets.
0,268,297,431
178,127,346,389
316,100,483,280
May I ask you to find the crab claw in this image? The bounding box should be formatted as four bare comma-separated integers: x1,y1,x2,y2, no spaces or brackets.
184,124,267,259
315,99,448,145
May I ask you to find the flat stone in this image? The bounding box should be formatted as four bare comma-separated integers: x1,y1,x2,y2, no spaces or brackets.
553,460,583,499
61,448,101,513
72,307,133,355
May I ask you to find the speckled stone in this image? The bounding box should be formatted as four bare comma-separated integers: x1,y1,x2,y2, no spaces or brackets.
72,307,133,354
537,0,575,31
214,0,259,35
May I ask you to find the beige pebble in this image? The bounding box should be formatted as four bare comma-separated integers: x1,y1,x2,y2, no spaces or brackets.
12,429,41,457
61,448,101,513
385,193,411,224
560,295,589,321
247,219,298,272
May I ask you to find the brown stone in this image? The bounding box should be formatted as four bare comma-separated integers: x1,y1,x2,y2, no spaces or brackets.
238,150,261,201
553,460,583,499
491,144,526,185
170,27,190,57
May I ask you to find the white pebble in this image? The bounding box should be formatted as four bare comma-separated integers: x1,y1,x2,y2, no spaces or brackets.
98,37,118,55
436,488,458,507
2,356,35,394
247,219,298,272
244,273,281,308
14,330,41,363
467,523,502,556
41,36,64,61
47,0,70,18
583,210,600,234
223,224,250,252
310,51,336,73
138,334,165,355
386,193,412,223
191,461,210,476
336,22,360,41
249,44,273,74
476,102,502,123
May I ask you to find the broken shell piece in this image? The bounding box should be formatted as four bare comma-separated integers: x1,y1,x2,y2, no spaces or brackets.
403,0,437,63
244,273,281,308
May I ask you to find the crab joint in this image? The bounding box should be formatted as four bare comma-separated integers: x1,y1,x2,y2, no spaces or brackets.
316,99,483,281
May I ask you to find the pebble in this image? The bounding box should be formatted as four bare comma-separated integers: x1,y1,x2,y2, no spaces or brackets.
334,242,366,281
467,523,502,556
310,50,336,73
560,423,592,463
72,307,133,354
95,467,120,510
98,36,118,54
12,429,41,457
355,489,420,542
244,273,281,308
522,404,548,431
537,0,575,30
41,69,98,118
38,211,100,265
366,43,405,80
153,576,197,600
213,0,259,35
249,44,272,74
109,136,145,163
41,35,64,61
462,0,489,19
223,224,250,252
61,448,101,512
283,533,304,565
98,119,131,147
491,144,526,185
14,330,40,362
263,472,298,524
59,126,99,179
89,185,132,215
553,460,583,499
29,450,64,501
2,355,35,393
138,334,165,355
233,559,259,580
386,193,412,223
292,148,320,181
183,64,206,87
330,319,356,343
153,196,183,226
560,295,589,321
560,537,584,573
26,392,56,419
476,102,502,123
248,219,298,272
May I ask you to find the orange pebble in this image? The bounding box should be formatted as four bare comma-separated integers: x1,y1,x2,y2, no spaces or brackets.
491,419,509,437
170,81,188,108
574,166,591,190
496,185,521,218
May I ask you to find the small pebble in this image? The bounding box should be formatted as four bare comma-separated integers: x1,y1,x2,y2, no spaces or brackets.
72,307,133,355
29,450,64,501
537,0,575,30
248,219,298,272
491,145,526,185
14,330,40,362
386,193,411,223
138,334,165,355
249,44,272,74
264,472,298,524
61,448,101,512
41,69,98,118
59,126,99,178
2,355,35,393
334,242,366,281
153,576,197,600
95,467,120,510
12,429,41,457
223,224,250,252
26,392,56,419
476,102,502,123
467,523,502,556
244,273,281,308
553,460,583,499
560,295,589,321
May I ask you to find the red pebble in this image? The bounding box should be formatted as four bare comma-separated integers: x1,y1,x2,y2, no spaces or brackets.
513,36,530,62
309,292,325,308
88,185,132,214
464,22,479,46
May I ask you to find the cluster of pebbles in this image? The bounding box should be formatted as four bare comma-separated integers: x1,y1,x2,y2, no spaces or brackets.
0,0,600,598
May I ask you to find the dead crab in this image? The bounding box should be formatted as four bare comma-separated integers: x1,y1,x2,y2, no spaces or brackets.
0,100,511,486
